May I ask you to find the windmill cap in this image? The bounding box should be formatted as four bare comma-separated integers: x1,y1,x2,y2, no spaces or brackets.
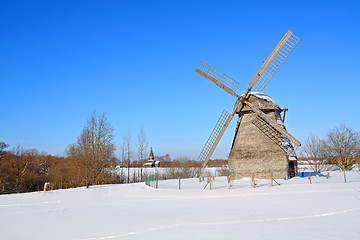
236,92,281,113
249,92,279,105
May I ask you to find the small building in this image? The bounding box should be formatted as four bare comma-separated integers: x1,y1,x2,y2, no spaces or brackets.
143,147,160,168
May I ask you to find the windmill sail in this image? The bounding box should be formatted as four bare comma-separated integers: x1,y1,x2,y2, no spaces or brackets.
197,110,234,167
244,100,301,147
254,32,300,92
252,115,296,155
196,60,239,96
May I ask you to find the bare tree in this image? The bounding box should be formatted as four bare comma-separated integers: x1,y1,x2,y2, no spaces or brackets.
0,142,9,192
122,131,133,183
0,142,8,168
136,127,148,182
303,134,326,172
0,142,8,154
9,145,28,192
119,141,126,183
66,111,115,187
324,124,360,172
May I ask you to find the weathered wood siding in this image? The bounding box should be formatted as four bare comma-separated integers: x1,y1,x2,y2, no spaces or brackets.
228,95,291,179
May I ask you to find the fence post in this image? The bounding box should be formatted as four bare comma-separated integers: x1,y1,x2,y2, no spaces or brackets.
203,178,209,190
251,173,256,188
309,172,312,184
178,177,181,190
343,169,347,183
228,176,233,189
156,177,158,189
269,173,273,187
209,174,212,190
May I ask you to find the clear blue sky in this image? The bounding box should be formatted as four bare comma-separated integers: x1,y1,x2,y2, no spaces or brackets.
1,0,360,159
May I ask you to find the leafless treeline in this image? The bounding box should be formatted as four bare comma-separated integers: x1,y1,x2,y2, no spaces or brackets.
301,124,360,171
0,111,207,194
0,143,67,194
0,111,146,193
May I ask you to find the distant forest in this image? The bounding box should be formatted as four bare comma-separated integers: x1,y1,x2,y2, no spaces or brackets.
0,142,228,194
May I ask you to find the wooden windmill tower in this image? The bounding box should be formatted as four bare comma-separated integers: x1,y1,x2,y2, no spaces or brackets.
196,30,301,179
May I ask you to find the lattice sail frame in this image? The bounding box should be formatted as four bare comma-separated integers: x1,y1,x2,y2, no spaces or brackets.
254,33,300,93
197,110,231,164
252,115,295,156
197,60,239,96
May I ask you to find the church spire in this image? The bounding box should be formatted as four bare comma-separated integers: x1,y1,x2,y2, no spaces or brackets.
149,147,154,161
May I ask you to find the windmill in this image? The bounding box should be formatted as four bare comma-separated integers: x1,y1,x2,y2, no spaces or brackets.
196,30,301,178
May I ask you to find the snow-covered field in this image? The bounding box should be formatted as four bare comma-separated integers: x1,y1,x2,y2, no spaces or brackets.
1,170,360,240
